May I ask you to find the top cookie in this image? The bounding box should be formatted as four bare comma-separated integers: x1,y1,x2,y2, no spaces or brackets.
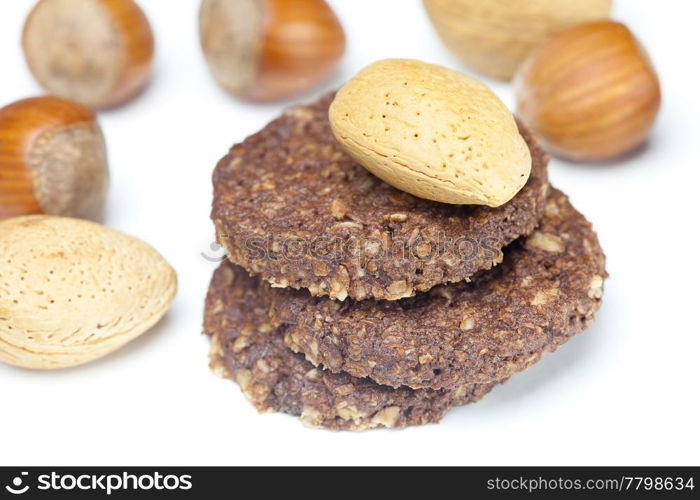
212,93,549,300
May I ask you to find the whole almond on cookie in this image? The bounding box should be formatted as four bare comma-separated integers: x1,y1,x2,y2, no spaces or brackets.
0,215,177,369
329,59,531,207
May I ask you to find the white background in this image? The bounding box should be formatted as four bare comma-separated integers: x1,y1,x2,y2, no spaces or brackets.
1,0,698,466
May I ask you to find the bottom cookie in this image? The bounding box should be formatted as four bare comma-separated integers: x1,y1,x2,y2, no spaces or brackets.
204,264,498,430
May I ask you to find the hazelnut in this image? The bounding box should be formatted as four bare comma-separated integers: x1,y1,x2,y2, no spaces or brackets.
423,0,612,80
515,21,661,161
22,0,155,109
199,0,345,101
0,96,109,220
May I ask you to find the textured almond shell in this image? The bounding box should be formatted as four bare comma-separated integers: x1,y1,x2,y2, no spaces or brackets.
329,59,531,206
0,215,177,369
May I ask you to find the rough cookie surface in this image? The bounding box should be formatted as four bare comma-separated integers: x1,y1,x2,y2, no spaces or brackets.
204,264,497,431
211,93,549,301
263,189,607,390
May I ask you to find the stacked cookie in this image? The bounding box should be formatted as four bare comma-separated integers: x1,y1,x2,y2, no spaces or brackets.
204,94,606,430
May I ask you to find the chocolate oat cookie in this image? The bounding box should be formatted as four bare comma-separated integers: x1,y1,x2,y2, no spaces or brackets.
263,189,606,390
204,264,498,430
211,93,549,301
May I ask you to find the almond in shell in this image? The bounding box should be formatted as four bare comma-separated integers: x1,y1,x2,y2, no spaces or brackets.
0,215,177,369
